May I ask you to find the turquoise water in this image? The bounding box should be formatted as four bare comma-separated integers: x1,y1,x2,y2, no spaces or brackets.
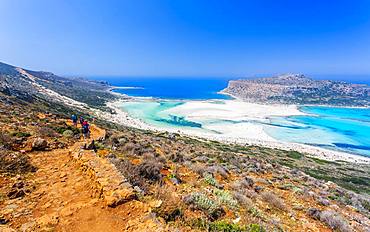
264,107,370,157
94,77,370,157
122,101,203,129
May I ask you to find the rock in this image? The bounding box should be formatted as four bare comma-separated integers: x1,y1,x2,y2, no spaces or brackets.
170,177,180,185
0,217,9,225
62,130,74,138
32,138,48,150
86,140,97,151
7,189,25,199
254,186,264,193
12,181,24,189
168,133,176,141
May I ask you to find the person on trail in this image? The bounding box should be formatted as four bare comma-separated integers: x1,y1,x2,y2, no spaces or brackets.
71,114,78,127
79,116,84,127
82,121,90,139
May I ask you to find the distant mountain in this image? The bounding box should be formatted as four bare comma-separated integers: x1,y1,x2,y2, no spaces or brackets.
221,74,370,106
0,61,119,110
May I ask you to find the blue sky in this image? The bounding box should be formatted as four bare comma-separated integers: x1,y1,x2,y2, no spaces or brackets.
1,0,370,77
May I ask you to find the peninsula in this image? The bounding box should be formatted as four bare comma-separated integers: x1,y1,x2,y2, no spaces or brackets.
221,74,370,106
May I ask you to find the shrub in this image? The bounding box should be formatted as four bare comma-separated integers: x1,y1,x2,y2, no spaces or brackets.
184,192,225,220
110,158,149,193
248,224,266,232
169,152,185,163
204,173,218,187
208,165,229,179
38,127,59,137
62,130,74,138
0,150,37,175
214,189,238,209
308,208,352,232
11,131,31,138
261,192,286,211
137,159,163,182
287,151,303,159
209,221,247,232
152,185,184,222
54,125,80,135
318,210,351,232
233,192,253,209
0,132,12,149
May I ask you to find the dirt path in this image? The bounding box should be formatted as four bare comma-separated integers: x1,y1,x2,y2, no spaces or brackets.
2,123,163,232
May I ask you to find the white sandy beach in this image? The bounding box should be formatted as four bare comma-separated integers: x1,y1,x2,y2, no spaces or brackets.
99,99,370,164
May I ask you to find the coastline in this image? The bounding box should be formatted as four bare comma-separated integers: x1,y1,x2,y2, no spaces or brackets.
101,98,370,164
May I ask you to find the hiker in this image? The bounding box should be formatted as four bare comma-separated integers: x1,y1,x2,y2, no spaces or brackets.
79,116,84,127
82,121,90,139
71,114,78,127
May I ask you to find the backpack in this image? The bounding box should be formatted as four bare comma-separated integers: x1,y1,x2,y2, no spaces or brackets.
82,124,89,133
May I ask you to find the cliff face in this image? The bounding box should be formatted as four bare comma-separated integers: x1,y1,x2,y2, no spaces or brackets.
221,74,370,106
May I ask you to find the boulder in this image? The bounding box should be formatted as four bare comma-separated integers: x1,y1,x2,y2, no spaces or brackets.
32,138,48,150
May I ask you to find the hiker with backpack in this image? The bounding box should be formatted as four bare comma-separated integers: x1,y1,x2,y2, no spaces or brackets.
79,116,84,127
82,121,90,139
71,114,78,127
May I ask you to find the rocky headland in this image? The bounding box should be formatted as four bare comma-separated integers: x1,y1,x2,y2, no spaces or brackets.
220,74,370,106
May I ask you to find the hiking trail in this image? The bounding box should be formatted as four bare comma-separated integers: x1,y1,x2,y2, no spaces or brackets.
1,122,164,232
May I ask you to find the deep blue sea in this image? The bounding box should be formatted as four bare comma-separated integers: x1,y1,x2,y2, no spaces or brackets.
89,76,370,157
97,77,232,100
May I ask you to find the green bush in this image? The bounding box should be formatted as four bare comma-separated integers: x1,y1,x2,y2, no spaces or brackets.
11,131,31,138
214,189,238,209
204,173,218,186
209,221,247,232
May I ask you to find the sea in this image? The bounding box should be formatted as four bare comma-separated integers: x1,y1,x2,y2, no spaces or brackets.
90,76,370,157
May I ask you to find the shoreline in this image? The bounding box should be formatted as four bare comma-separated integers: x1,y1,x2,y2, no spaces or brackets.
101,98,370,164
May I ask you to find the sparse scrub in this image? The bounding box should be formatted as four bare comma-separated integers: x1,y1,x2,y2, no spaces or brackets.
261,192,286,211
286,150,302,159
11,131,31,138
184,192,225,220
38,126,59,137
233,192,253,209
214,189,238,209
204,172,218,187
152,185,184,222
209,220,247,232
137,159,163,182
0,149,37,174
307,208,352,232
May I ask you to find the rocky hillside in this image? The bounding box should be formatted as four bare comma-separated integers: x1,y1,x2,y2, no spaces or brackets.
1,63,370,231
0,61,119,110
221,74,370,106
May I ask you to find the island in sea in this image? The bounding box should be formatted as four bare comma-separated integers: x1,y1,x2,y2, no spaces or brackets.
1,62,370,231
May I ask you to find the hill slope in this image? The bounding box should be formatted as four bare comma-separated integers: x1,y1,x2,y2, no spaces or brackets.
221,74,370,106
0,61,119,110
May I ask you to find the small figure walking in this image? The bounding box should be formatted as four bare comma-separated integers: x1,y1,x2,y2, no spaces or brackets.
82,121,90,139
79,116,84,127
71,114,78,127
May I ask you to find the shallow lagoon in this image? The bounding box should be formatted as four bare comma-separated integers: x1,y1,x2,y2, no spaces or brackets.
121,101,370,157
